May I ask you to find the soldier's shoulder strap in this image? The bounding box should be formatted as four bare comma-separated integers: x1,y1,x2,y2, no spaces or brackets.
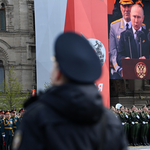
111,18,122,25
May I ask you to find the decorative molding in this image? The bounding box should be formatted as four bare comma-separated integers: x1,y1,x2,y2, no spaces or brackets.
0,47,9,63
11,47,26,50
26,0,34,4
0,39,11,49
27,1,34,31
5,5,14,31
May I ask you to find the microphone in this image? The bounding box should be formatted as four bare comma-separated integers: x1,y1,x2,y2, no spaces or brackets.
124,30,133,42
136,30,145,42
136,31,145,57
124,30,133,58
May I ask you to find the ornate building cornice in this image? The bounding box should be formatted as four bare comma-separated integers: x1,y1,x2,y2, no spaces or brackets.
0,47,9,63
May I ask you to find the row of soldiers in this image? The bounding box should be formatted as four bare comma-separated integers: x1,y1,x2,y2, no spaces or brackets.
111,104,150,146
0,109,24,150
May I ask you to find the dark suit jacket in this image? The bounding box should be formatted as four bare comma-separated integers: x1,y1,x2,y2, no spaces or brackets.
117,27,150,67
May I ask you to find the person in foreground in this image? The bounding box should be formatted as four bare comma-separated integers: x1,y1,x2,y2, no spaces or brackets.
12,32,127,150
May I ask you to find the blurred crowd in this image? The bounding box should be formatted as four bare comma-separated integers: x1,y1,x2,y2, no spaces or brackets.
0,108,24,150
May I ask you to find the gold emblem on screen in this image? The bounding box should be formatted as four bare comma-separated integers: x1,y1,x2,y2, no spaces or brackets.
135,62,147,79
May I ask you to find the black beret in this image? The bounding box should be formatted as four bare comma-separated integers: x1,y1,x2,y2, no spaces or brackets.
54,32,102,83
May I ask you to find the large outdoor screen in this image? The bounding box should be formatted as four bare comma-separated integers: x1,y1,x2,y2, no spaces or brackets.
108,0,150,79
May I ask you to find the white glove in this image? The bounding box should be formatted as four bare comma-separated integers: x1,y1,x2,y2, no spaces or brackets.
136,115,140,119
2,135,5,137
122,123,125,125
143,121,146,124
132,122,135,125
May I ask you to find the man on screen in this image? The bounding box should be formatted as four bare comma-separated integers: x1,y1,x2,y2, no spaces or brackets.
112,0,150,31
117,4,150,72
109,0,134,79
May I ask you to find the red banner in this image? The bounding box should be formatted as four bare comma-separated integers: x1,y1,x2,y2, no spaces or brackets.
64,0,110,108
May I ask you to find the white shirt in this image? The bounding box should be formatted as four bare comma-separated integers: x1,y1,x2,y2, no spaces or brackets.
132,26,142,40
123,19,132,29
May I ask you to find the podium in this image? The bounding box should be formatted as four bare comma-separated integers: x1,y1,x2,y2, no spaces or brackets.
122,59,150,79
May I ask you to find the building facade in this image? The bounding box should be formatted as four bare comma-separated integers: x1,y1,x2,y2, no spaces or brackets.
0,0,35,92
110,79,150,108
1,0,149,109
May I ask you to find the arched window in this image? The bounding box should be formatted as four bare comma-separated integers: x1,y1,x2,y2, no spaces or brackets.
0,3,6,31
0,60,4,91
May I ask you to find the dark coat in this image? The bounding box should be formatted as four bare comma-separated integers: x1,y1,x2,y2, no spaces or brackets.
15,83,127,150
117,27,150,67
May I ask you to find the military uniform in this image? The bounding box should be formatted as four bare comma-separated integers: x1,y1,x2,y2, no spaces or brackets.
0,118,3,149
17,109,24,129
147,111,150,144
129,110,140,146
118,111,129,139
109,18,130,79
1,111,13,150
11,116,18,134
109,18,131,79
0,111,5,150
10,109,18,134
139,111,149,145
17,116,22,129
109,0,134,79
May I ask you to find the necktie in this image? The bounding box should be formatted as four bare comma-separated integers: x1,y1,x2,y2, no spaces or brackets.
135,31,140,57
126,23,129,29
